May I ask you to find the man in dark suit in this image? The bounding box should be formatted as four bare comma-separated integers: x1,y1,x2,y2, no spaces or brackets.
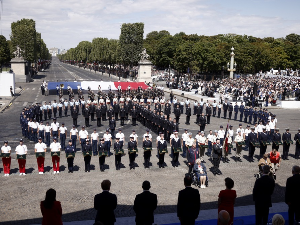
133,181,158,225
253,165,275,225
94,180,117,225
177,175,201,225
285,165,300,225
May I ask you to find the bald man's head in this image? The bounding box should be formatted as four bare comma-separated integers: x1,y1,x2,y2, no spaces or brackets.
218,210,230,225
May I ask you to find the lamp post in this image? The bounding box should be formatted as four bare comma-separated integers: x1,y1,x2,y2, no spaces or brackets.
227,47,236,79
169,64,171,81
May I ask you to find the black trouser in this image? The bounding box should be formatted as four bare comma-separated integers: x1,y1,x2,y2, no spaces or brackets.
196,115,200,124
59,108,62,117
99,156,105,170
260,145,267,157
159,153,165,165
132,118,136,126
186,116,190,124
111,129,115,139
120,117,125,126
176,116,179,124
85,118,89,127
129,152,136,166
249,144,255,158
288,205,300,225
115,154,121,168
44,111,47,120
73,118,77,126
64,109,68,117
207,115,210,124
173,152,179,164
223,110,227,118
97,118,101,127
255,205,269,225
283,144,290,159
67,158,74,172
144,151,151,166
240,113,243,122
102,114,106,121
213,157,220,171
84,155,91,171
234,112,238,120
53,109,57,118
272,144,279,151
213,107,216,116
218,109,221,118
200,125,205,132
188,163,194,173
115,113,118,120
228,111,232,120
296,146,300,158
91,113,95,121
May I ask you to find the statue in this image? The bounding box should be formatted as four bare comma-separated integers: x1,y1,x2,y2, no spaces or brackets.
13,46,22,58
140,48,150,61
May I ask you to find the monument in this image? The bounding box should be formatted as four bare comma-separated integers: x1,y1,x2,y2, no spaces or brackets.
137,48,152,83
10,46,27,82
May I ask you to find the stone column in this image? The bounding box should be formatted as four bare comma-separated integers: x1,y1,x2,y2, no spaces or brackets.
10,57,27,82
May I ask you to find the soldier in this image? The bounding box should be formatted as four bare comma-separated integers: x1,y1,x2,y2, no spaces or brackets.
83,139,92,172
91,129,99,156
107,105,114,121
45,122,51,147
212,100,217,117
72,107,78,127
294,128,300,159
15,139,28,175
120,105,126,126
164,102,171,120
50,137,61,174
37,121,45,143
234,102,239,121
58,122,67,151
259,127,269,158
96,105,102,127
217,101,222,118
272,128,281,151
206,103,212,124
47,102,52,119
212,138,222,175
114,137,123,170
113,102,120,121
181,129,189,157
63,99,69,117
187,142,199,173
50,118,59,139
248,106,253,124
109,116,116,139
35,137,47,174
234,130,244,161
185,104,191,125
228,102,233,120
128,136,138,169
199,113,206,132
131,105,137,126
239,102,244,122
1,140,11,176
282,128,291,160
58,101,63,118
65,140,75,173
174,104,181,124
43,101,48,121
101,103,107,121
171,131,181,167
79,126,88,152
143,135,152,168
198,131,207,161
103,129,112,156
52,100,58,119
69,125,78,150
157,134,167,168
98,138,106,172
83,106,90,127
248,127,258,161
223,100,228,119
89,102,96,121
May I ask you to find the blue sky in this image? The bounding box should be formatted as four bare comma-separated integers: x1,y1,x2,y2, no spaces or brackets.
0,0,299,50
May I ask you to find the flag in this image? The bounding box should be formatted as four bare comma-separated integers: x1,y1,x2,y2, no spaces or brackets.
223,120,230,153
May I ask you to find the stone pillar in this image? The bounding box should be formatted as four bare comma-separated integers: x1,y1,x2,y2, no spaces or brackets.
137,60,152,83
10,57,27,82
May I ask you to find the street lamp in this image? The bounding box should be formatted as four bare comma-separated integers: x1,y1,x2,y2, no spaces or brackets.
169,64,171,80
227,47,237,79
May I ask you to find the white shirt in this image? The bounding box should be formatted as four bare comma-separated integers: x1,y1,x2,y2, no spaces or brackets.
207,134,214,142
228,129,234,137
35,142,47,152
70,128,78,136
143,133,152,140
130,133,138,141
59,126,67,134
186,137,194,146
198,135,207,144
16,145,28,155
235,135,244,142
79,130,88,139
170,134,175,140
218,130,225,139
50,142,61,152
269,121,275,129
31,122,38,129
45,125,51,133
103,133,112,141
1,146,11,153
91,132,99,141
182,133,189,142
116,132,124,141
51,122,59,131
257,124,263,133
237,128,244,136
244,128,251,137
38,124,45,131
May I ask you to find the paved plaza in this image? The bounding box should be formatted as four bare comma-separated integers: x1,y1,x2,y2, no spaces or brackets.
0,58,299,224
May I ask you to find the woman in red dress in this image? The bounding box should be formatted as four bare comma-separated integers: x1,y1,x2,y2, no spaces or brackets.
218,177,237,225
40,188,63,225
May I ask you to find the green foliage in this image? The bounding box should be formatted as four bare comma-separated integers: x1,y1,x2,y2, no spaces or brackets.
0,35,11,67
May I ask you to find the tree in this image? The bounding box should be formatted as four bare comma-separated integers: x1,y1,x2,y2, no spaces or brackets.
0,35,11,72
119,23,144,67
10,18,37,62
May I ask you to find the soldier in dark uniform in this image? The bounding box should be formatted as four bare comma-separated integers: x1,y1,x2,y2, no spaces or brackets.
253,108,258,124
107,105,114,121
120,105,126,126
96,105,102,127
65,140,75,173
83,139,92,172
272,128,281,151
113,103,120,121
185,104,191,125
131,105,137,126
196,103,201,124
114,137,123,170
239,103,244,122
101,103,107,121
187,142,199,173
171,132,181,167
143,135,152,168
199,113,206,132
228,102,233,120
259,127,269,157
174,104,181,124
89,103,96,121
124,102,129,120
128,136,138,169
83,106,90,127
244,106,248,123
98,138,106,172
157,134,167,168
72,107,78,127
294,128,300,159
282,128,291,160
164,103,171,121
212,139,222,175
206,104,212,124
234,102,239,121
248,127,258,161
109,116,116,139
223,101,228,119
248,106,253,124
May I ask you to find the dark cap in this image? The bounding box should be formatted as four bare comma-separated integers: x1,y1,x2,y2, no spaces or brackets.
68,139,72,142
82,125,85,128
53,137,57,140
130,136,134,139
220,125,223,128
40,120,43,123
247,125,250,127
19,139,23,142
72,125,75,127
118,128,122,131
239,123,242,126
146,129,149,132
145,135,149,137
94,128,97,131
184,129,188,131
62,122,65,125
275,128,279,131
132,130,135,132
285,127,290,130
38,137,42,140
106,129,109,132
53,118,56,120
229,125,233,127
4,140,8,144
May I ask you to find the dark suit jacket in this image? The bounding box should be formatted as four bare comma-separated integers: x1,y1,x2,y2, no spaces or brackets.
285,174,300,207
94,191,117,223
133,191,158,223
253,175,275,208
177,187,201,220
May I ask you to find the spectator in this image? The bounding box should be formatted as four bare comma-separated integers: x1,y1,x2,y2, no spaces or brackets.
94,180,117,225
40,188,63,225
218,178,237,225
193,159,207,188
253,165,275,225
177,175,201,225
285,165,300,225
272,214,285,225
133,180,158,225
218,210,230,225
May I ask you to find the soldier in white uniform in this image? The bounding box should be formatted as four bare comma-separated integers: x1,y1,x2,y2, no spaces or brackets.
234,130,244,161
198,131,207,161
181,129,189,157
35,137,47,174
15,139,27,175
1,141,11,176
50,137,61,174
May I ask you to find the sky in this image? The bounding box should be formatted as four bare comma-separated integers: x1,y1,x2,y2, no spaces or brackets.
0,0,300,50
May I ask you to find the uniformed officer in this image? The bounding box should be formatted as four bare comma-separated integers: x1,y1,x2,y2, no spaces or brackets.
52,100,58,119
101,103,107,121
72,106,78,127
63,99,69,117
120,105,126,126
212,100,217,117
109,116,116,139
65,140,75,173
223,101,228,119
157,134,167,168
239,103,244,122
185,104,191,125
50,137,61,174
96,105,102,127
47,102,52,119
45,122,51,147
83,106,90,127
35,137,47,174
1,140,11,176
51,118,59,139
143,135,152,168
171,132,181,167
228,102,233,120
206,103,212,124
58,101,63,118
272,128,281,151
248,127,258,161
282,128,291,160
98,138,106,172
174,104,181,124
79,126,88,151
83,139,92,172
294,128,300,159
131,105,137,126
103,129,112,155
59,122,67,150
69,125,78,151
128,136,138,169
212,139,222,175
114,137,123,170
259,127,269,157
113,102,120,121
15,139,28,175
217,102,222,118
234,130,244,161
89,103,96,121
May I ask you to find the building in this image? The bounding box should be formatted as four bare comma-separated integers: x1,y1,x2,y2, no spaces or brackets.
49,48,60,56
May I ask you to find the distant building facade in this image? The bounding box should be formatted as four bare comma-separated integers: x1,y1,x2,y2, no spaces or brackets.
49,48,60,56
